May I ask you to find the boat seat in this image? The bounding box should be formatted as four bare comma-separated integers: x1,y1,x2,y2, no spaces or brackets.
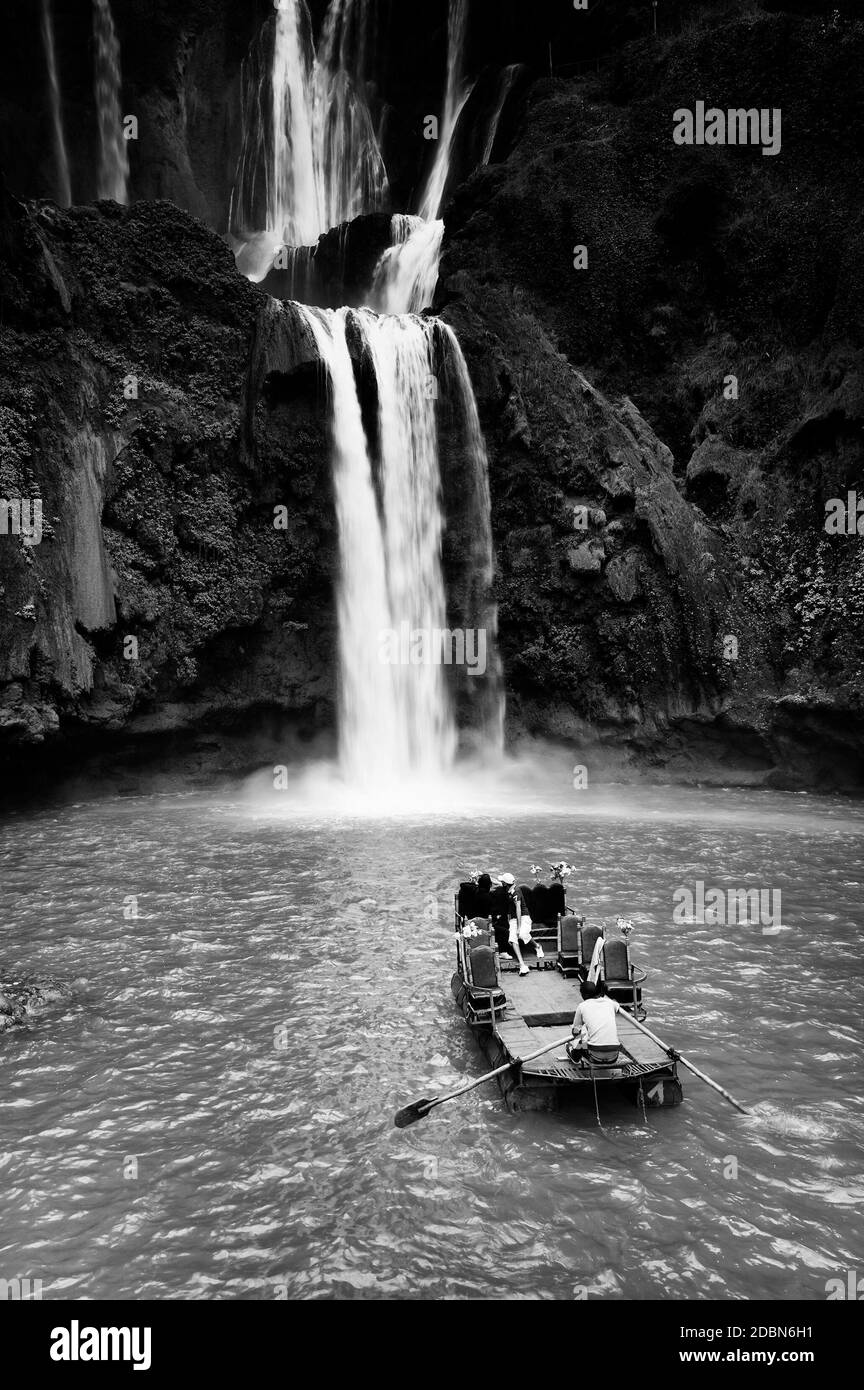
546,882,567,923
582,1045,621,1068
580,923,603,966
600,939,645,1009
521,882,567,928
602,939,631,986
464,944,507,1015
566,1040,621,1069
556,914,587,977
467,944,498,988
519,883,541,922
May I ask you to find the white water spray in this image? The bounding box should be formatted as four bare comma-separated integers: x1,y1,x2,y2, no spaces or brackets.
40,0,72,208
92,0,130,203
368,214,445,315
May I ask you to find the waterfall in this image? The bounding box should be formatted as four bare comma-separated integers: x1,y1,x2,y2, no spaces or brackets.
291,305,457,787
293,304,403,788
290,302,505,786
317,0,372,84
92,0,130,203
418,0,473,222
270,0,321,246
281,245,318,301
246,0,503,788
367,0,472,315
368,215,445,315
439,327,505,752
40,0,71,208
230,0,388,283
359,311,458,777
368,0,473,315
482,65,522,166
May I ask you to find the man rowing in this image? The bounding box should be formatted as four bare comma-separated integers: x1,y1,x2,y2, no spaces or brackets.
566,981,621,1064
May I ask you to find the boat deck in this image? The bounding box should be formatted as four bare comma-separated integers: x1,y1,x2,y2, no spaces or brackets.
496,1015,668,1080
493,960,669,1082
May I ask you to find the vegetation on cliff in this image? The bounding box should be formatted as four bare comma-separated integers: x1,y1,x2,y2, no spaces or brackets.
440,5,864,782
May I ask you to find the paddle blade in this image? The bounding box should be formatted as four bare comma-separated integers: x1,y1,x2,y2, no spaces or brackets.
394,1097,435,1129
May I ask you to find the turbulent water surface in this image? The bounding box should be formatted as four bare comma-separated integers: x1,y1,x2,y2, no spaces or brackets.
1,774,863,1300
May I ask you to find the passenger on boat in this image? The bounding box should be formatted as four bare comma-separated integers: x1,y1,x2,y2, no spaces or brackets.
489,873,530,976
474,873,494,918
566,981,621,1063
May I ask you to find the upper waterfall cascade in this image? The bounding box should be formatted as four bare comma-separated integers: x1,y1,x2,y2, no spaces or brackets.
230,0,389,284
418,0,473,224
366,0,471,319
40,0,71,208
231,0,508,310
369,215,446,317
93,0,130,204
483,64,524,166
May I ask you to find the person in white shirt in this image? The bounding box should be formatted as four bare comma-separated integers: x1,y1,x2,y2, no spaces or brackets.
567,982,621,1061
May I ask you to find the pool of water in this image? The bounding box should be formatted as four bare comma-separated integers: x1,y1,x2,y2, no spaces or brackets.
1,777,862,1300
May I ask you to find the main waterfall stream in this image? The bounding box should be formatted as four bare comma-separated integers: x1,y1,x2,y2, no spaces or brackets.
290,301,499,793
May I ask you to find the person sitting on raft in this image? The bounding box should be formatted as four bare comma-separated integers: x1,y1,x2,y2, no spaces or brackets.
566,981,621,1062
489,873,530,976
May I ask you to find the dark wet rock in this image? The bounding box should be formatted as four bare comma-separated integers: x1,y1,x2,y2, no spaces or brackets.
437,5,864,787
606,551,642,604
0,979,66,1032
253,213,395,309
686,439,753,512
567,541,604,575
0,195,339,796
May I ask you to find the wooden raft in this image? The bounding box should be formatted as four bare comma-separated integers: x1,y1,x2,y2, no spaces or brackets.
492,964,669,1081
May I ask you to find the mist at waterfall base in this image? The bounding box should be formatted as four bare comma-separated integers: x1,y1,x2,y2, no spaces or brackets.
3,783,863,1299
239,744,569,818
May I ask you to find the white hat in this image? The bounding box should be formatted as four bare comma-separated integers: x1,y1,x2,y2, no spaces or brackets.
500,872,515,886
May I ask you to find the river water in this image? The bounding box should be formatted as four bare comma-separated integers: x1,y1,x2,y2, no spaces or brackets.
1,768,862,1301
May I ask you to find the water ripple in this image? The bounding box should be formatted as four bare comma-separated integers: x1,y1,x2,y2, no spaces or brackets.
1,785,863,1299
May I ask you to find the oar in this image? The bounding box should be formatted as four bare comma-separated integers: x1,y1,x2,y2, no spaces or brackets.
394,1031,572,1129
625,1010,750,1115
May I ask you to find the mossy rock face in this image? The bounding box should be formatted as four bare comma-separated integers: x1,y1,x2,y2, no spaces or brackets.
437,5,864,785
0,193,339,791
